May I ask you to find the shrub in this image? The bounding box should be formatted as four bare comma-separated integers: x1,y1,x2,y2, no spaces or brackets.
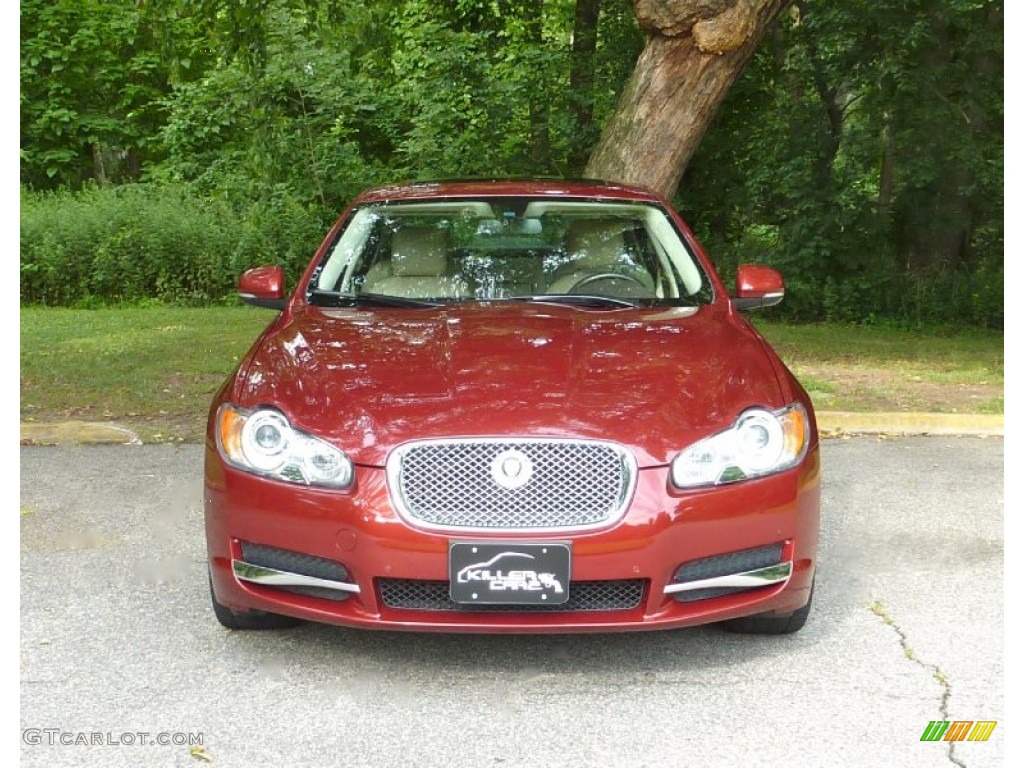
20,183,330,305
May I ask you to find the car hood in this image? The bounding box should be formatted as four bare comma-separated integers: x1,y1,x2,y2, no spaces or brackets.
233,303,784,467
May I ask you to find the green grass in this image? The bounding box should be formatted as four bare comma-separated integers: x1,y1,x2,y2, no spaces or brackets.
20,308,1004,441
755,320,1003,414
21,306,272,441
755,321,1004,382
975,396,1004,414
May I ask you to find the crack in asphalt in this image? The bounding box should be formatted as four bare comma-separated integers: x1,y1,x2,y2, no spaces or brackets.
870,601,966,768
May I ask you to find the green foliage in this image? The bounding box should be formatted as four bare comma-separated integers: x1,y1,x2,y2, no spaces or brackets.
19,0,213,188
389,1,551,176
19,0,1001,326
20,184,327,305
683,0,1003,328
19,0,643,308
152,0,640,198
153,3,395,209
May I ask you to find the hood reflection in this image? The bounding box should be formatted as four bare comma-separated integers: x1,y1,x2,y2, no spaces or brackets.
237,303,782,467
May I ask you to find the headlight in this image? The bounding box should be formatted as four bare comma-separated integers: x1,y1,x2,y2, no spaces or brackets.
670,403,809,489
216,404,354,488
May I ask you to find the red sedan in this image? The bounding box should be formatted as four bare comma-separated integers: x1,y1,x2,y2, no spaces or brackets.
205,179,820,634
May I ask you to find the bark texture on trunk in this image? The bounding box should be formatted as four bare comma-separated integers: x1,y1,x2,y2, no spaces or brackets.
586,0,789,198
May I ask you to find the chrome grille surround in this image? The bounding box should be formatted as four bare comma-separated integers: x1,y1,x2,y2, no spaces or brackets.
386,437,638,532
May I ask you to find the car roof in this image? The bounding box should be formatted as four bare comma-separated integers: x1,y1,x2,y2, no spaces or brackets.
353,178,665,204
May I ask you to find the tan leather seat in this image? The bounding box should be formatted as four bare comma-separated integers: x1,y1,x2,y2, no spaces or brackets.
369,227,467,298
547,220,655,294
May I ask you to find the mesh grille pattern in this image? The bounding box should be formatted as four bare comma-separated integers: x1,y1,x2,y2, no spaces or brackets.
671,543,784,603
390,439,633,529
240,541,349,582
672,586,767,603
276,585,351,602
378,579,646,612
239,542,351,601
672,543,783,584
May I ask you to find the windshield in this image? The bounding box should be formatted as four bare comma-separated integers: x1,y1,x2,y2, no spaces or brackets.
311,197,712,306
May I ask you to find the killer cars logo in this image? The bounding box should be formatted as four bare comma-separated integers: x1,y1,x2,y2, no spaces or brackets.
456,552,565,594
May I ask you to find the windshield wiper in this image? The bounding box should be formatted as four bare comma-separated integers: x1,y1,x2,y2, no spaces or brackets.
505,294,641,309
309,289,443,308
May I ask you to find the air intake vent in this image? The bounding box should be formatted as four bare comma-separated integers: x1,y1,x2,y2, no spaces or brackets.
378,579,646,612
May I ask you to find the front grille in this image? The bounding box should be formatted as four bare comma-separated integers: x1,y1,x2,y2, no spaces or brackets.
387,438,636,530
378,579,646,612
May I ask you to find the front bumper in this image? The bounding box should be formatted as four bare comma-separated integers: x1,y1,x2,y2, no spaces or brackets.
204,442,820,633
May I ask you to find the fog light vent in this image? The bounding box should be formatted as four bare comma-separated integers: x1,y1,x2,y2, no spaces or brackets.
238,542,352,601
671,543,785,603
241,542,349,582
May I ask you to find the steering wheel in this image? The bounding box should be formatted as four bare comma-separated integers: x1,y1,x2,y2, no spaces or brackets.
568,272,649,296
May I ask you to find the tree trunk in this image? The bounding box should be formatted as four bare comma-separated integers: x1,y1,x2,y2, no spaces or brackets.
898,1,978,272
877,115,895,222
586,0,789,198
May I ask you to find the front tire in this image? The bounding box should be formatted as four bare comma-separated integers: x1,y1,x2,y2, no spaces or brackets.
721,580,814,635
208,572,301,630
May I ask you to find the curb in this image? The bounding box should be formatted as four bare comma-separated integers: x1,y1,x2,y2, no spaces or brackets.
19,412,1003,446
20,421,142,446
816,411,1003,437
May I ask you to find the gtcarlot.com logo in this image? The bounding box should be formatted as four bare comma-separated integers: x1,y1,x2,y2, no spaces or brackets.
920,721,997,742
22,729,203,747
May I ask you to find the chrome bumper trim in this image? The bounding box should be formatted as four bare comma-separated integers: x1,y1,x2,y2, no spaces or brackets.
232,559,361,594
663,561,792,594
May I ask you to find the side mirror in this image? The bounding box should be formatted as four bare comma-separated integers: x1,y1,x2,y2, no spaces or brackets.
733,265,784,310
239,266,287,310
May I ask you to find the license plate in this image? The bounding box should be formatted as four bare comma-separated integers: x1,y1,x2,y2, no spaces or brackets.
449,541,571,605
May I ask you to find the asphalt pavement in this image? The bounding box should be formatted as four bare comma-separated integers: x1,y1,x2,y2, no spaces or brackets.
20,437,1005,768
